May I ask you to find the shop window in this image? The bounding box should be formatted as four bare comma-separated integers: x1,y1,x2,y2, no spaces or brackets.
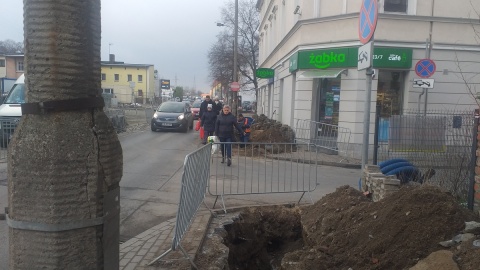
317,78,341,126
376,71,404,118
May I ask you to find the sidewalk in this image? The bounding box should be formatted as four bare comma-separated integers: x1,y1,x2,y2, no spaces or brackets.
119,210,212,270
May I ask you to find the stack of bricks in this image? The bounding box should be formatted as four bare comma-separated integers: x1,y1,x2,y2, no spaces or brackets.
363,165,401,202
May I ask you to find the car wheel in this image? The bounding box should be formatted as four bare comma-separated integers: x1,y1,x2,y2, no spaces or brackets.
151,122,156,132
189,119,194,130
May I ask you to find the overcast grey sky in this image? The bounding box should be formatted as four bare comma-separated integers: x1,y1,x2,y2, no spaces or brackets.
0,0,227,92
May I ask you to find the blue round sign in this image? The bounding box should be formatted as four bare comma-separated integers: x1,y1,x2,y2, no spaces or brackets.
415,59,436,78
359,0,378,44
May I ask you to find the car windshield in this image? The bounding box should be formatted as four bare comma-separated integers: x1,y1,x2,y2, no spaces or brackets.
4,83,25,104
192,102,201,108
157,102,184,113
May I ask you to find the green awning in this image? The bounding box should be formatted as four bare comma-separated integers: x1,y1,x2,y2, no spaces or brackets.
299,69,346,79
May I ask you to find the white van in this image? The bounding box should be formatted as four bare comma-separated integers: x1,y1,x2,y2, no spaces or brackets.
0,74,24,147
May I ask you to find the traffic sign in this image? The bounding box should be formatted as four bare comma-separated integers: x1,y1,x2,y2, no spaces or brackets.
359,0,378,44
415,59,436,78
230,81,240,92
358,41,373,71
413,78,434,89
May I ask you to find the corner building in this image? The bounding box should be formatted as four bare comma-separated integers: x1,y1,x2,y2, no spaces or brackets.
256,0,480,159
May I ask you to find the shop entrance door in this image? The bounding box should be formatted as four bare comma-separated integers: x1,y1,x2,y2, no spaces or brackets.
316,78,341,126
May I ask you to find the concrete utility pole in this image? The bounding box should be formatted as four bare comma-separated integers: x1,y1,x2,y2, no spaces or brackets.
8,0,123,269
233,0,239,116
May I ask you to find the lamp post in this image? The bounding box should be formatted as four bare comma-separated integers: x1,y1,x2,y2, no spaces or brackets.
233,0,238,116
216,0,239,115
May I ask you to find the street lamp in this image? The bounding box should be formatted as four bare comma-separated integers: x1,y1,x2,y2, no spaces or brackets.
215,0,239,115
233,0,239,116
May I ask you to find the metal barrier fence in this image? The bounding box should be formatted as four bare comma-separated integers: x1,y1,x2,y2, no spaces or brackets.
0,116,20,160
377,110,475,201
294,119,352,158
209,142,319,212
148,144,213,268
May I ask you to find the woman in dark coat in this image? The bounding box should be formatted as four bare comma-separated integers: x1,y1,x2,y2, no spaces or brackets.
215,105,244,166
200,104,217,144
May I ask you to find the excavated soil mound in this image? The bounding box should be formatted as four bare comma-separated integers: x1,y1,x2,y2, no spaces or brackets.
196,185,480,270
283,185,480,270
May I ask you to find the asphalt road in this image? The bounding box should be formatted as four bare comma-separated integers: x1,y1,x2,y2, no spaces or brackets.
118,126,201,242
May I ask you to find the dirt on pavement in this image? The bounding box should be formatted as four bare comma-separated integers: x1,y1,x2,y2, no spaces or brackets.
195,185,480,270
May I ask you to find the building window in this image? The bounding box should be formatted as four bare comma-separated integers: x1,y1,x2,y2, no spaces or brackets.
17,61,24,71
384,0,407,13
102,88,114,94
138,75,143,82
138,90,143,96
0,60,5,67
114,74,119,81
101,73,106,80
128,74,132,81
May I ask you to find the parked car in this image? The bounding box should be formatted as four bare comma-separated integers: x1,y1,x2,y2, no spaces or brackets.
191,101,201,120
151,101,193,132
242,101,252,112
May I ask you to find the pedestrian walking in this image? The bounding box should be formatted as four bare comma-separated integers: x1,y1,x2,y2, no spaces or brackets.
199,95,214,119
213,96,223,115
237,113,252,148
200,104,217,144
215,105,245,166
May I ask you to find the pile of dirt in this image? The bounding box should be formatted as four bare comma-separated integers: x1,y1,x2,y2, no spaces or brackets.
250,114,295,143
196,185,480,270
284,185,480,270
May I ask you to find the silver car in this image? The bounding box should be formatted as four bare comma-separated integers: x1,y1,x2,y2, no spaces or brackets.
151,102,194,132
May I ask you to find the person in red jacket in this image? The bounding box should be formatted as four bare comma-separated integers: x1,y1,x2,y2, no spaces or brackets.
237,114,251,148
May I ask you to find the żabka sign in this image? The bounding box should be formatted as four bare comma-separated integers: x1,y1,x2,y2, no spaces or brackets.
308,52,346,69
256,68,275,78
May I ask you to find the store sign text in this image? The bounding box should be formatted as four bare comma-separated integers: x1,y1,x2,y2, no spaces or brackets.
309,52,346,69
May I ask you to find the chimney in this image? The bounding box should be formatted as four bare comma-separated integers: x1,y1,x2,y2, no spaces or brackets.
109,54,115,63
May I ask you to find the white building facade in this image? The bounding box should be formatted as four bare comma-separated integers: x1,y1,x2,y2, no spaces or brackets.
256,0,480,159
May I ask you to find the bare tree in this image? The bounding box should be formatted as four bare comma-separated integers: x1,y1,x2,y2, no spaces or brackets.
8,0,122,268
208,0,259,101
0,39,24,54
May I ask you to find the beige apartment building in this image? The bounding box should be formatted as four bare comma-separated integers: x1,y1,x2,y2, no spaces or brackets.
256,0,480,158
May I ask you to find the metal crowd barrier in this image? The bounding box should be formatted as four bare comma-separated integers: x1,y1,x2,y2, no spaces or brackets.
209,142,319,212
0,116,20,160
148,144,213,268
295,119,352,158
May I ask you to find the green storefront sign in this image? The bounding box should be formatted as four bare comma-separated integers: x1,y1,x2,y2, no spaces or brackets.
256,68,275,78
289,47,412,72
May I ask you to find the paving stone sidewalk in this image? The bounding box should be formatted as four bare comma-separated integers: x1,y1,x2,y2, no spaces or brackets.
119,210,212,270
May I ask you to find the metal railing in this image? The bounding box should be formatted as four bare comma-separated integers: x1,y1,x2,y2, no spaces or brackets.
0,116,20,160
377,109,475,201
294,119,352,157
148,144,213,268
209,142,319,212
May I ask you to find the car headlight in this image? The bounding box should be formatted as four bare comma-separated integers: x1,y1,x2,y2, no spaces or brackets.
177,114,185,120
153,112,159,118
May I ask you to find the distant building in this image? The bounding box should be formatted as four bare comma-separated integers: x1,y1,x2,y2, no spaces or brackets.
101,54,155,105
0,53,24,93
